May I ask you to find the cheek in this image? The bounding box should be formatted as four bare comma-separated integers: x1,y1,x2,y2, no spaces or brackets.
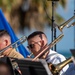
34,44,41,53
0,43,6,50
32,46,42,56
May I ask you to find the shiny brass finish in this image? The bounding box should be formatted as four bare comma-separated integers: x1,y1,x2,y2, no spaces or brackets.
67,22,75,28
58,15,75,32
49,57,72,75
0,35,27,55
32,34,64,61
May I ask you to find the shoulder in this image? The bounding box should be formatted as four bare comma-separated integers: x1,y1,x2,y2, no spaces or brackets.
46,49,66,64
8,48,24,59
46,49,69,75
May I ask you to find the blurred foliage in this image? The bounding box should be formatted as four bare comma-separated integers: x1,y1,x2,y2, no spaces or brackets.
0,0,67,32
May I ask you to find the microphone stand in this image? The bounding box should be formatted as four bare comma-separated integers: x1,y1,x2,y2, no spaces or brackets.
47,0,59,51
74,0,75,49
51,1,55,50
51,1,58,51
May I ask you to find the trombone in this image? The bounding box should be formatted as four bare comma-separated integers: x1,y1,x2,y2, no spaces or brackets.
56,15,75,32
67,22,75,28
49,57,73,75
0,35,27,55
32,34,64,61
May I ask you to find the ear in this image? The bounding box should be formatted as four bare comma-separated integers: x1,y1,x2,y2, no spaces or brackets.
4,39,9,46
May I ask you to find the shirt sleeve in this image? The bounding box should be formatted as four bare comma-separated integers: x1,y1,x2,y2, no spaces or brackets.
8,48,24,59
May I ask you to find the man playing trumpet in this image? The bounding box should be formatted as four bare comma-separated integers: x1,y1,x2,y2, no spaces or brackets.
27,31,69,75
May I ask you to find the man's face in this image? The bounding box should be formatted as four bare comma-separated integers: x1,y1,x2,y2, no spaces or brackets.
27,36,42,56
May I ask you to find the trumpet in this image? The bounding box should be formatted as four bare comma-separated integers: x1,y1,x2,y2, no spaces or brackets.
57,15,75,32
0,35,27,55
49,57,73,75
32,34,64,61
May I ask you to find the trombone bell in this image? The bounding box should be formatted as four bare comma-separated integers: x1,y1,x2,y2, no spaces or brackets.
57,15,75,32
48,57,72,75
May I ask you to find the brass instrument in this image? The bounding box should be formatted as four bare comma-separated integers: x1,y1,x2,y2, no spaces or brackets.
32,34,64,61
27,53,33,58
0,35,27,55
57,15,75,32
67,22,75,28
49,57,73,75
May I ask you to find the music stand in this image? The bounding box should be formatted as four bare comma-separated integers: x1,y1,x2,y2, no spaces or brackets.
15,58,52,75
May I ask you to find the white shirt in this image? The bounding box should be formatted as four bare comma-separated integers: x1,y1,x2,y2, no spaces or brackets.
46,49,69,75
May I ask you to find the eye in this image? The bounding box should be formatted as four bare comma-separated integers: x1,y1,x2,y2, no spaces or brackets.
27,44,35,49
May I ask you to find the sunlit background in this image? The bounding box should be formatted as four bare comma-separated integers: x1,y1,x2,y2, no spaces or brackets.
0,0,75,58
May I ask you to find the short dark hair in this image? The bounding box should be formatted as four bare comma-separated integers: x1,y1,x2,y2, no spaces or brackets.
27,31,47,40
0,30,9,37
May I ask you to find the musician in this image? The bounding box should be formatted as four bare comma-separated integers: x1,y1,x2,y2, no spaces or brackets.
0,30,24,58
27,31,69,75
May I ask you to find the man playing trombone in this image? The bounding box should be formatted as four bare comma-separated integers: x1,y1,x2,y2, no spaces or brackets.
0,30,24,59
27,31,69,75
